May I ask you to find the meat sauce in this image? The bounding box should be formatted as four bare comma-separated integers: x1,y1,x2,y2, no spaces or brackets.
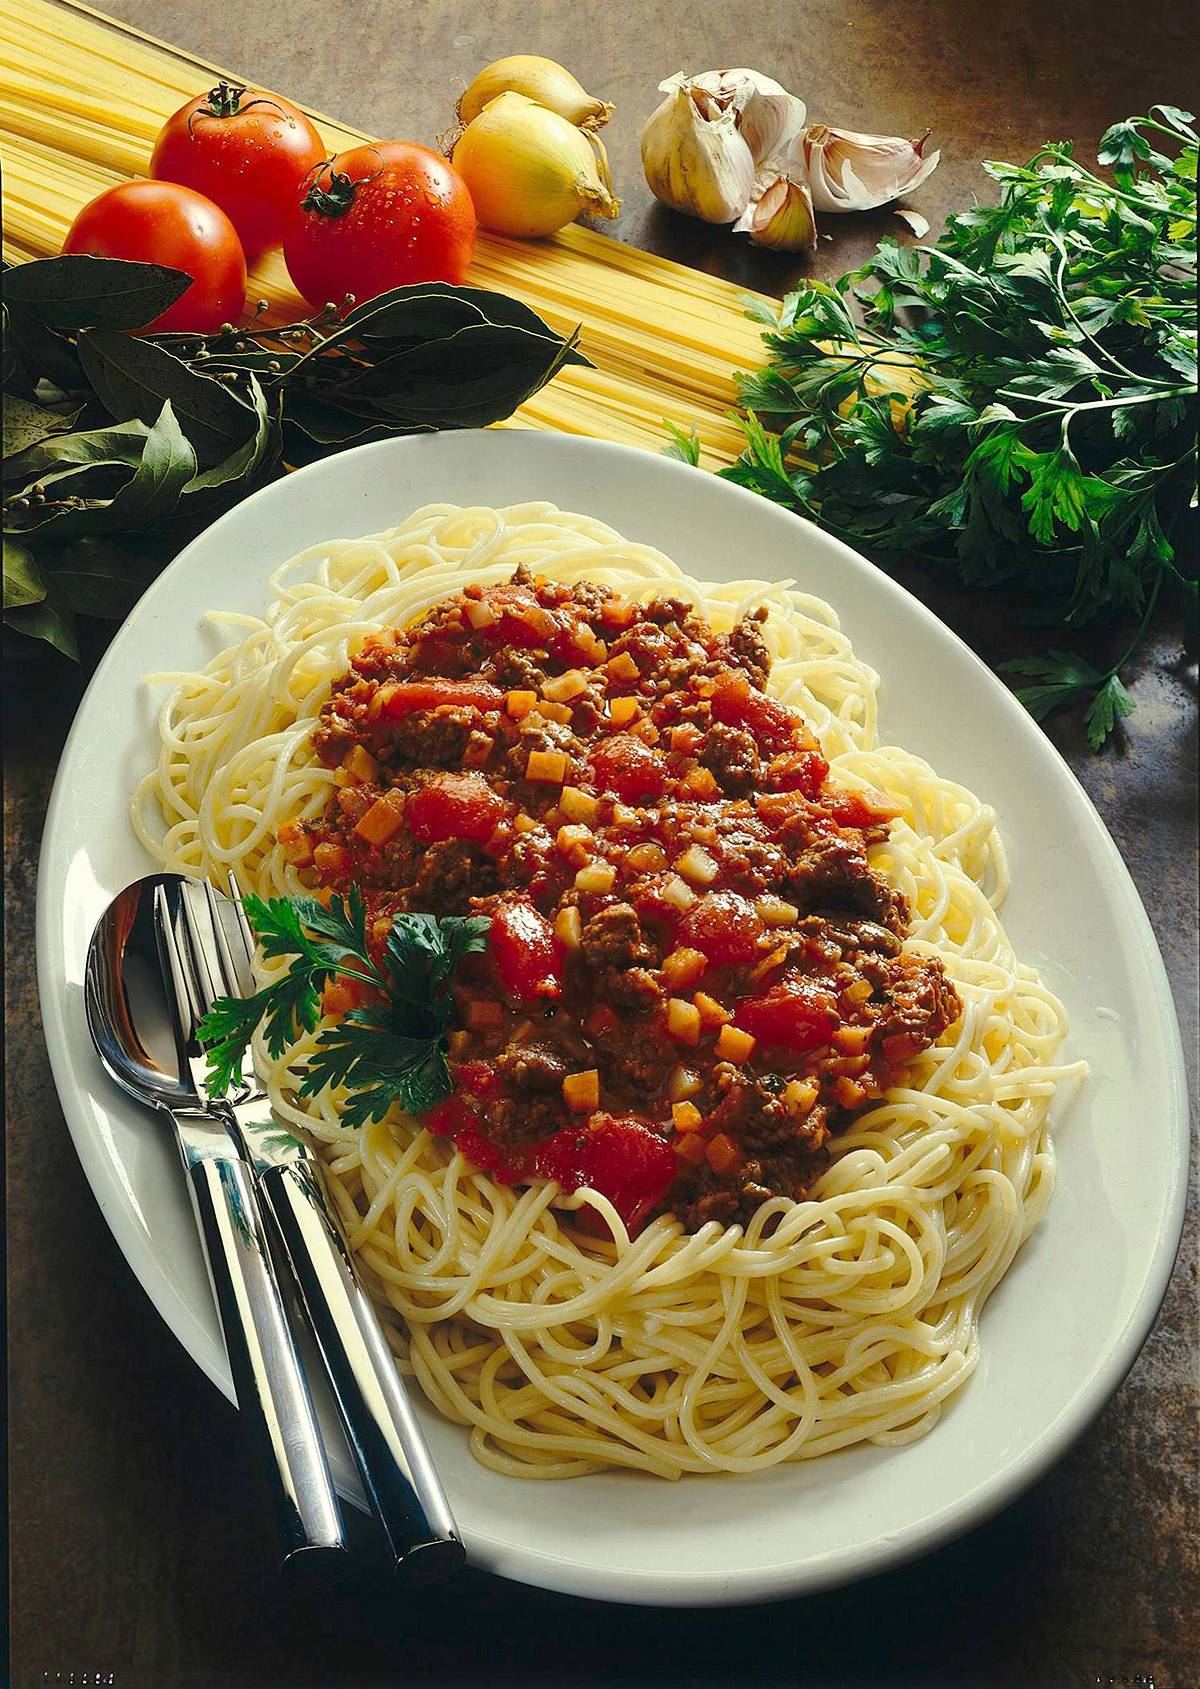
288,568,961,1235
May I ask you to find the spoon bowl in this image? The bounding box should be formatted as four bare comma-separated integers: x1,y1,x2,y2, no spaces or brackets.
85,871,195,1111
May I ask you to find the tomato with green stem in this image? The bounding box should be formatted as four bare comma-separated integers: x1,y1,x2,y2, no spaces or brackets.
150,80,325,259
283,141,476,309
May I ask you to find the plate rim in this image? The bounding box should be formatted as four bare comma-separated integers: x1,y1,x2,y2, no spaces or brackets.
35,427,1190,1606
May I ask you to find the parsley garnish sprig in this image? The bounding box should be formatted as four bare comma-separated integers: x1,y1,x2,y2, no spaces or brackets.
196,888,490,1125
700,106,1197,747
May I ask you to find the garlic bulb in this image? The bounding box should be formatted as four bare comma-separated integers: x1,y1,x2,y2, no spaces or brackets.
682,69,806,168
802,124,940,213
733,170,817,251
641,68,808,225
640,74,756,224
457,56,612,130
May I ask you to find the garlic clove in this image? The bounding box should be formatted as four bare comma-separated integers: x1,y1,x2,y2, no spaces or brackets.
802,123,940,213
641,76,757,223
732,167,818,251
685,68,807,167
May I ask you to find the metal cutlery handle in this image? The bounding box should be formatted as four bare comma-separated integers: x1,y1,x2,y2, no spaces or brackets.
259,1158,465,1583
181,1127,349,1585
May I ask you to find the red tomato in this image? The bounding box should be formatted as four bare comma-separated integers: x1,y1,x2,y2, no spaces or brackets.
490,900,564,1002
710,671,797,754
62,181,246,334
533,1115,677,1235
825,787,901,829
587,733,665,804
764,749,829,799
678,891,765,966
405,773,509,844
150,81,325,259
381,678,503,717
283,141,476,309
734,980,838,1050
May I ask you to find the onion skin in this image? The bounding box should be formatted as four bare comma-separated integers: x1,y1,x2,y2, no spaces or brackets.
457,55,612,130
452,92,619,238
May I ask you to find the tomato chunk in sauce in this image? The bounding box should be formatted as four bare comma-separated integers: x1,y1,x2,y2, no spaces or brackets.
298,570,961,1234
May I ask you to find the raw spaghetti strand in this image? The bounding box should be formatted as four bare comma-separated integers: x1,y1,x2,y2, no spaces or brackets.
133,501,1085,1478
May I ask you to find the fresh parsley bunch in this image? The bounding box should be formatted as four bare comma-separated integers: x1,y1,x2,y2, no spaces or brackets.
696,107,1198,747
197,888,490,1124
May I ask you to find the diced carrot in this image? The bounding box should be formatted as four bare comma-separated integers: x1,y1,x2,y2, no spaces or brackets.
343,745,379,785
278,821,313,868
542,669,587,702
605,652,640,683
715,1024,756,1063
693,991,731,1028
674,1132,708,1165
562,1069,600,1112
682,766,719,801
672,1101,703,1132
575,861,616,894
353,791,406,846
559,786,599,824
666,998,702,1045
660,947,707,991
313,841,351,878
706,1133,742,1174
608,695,641,726
525,748,568,784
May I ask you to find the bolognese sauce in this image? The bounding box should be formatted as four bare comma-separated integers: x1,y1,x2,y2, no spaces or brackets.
282,567,961,1234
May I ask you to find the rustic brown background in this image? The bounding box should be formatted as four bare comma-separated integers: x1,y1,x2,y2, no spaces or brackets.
5,2,1198,1686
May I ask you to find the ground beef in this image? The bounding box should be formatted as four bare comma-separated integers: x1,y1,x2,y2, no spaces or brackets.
483,648,547,691
723,609,771,689
701,722,760,796
488,1091,564,1148
496,1043,568,1092
786,834,906,929
876,954,961,1048
580,903,664,1008
389,706,478,769
412,838,496,912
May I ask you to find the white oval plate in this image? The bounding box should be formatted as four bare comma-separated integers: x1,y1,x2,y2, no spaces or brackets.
37,429,1187,1606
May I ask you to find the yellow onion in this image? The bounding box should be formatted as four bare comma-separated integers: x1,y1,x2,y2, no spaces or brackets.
452,92,619,237
457,55,613,130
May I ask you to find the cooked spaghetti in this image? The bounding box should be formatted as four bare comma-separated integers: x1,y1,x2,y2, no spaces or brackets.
133,501,1084,1478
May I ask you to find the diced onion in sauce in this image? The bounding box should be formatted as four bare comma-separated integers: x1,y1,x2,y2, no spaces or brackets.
676,844,719,885
575,860,616,894
554,906,583,949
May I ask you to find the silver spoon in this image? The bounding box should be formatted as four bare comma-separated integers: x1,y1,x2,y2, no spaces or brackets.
85,873,348,1585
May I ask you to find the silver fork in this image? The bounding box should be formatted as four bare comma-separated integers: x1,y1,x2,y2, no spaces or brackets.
175,875,465,1583
153,882,348,1582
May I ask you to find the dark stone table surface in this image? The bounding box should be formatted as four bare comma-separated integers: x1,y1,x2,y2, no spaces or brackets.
5,2,1197,1685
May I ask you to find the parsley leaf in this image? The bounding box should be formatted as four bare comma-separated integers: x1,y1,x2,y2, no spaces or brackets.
197,891,490,1118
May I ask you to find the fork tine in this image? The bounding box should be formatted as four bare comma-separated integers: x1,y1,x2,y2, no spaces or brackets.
178,879,224,1016
226,870,258,976
154,882,203,1046
202,879,244,1000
